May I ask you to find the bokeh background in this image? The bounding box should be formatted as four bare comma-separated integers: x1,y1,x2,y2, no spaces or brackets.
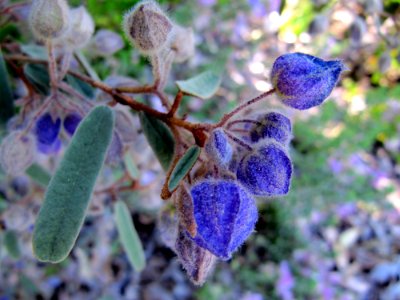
1,0,400,299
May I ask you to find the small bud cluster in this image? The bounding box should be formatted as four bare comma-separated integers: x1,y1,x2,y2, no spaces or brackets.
166,52,345,284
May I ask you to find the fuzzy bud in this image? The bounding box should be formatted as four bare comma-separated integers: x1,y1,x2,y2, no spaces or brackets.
63,112,82,136
0,132,35,175
350,17,367,45
237,141,292,197
308,14,329,36
250,111,292,146
175,225,217,285
157,208,179,250
169,25,195,63
205,129,233,169
271,52,345,110
60,6,95,50
378,51,391,74
35,113,61,147
123,0,174,55
190,179,258,260
174,185,197,237
92,30,124,56
29,0,70,40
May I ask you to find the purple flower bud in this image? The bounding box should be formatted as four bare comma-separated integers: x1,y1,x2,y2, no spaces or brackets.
250,111,292,145
63,113,82,136
175,226,217,285
237,141,292,196
92,30,124,56
205,129,233,168
271,53,345,110
190,179,258,260
35,113,61,145
37,137,62,154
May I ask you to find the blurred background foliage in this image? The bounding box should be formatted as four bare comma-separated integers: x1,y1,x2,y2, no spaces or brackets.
1,0,400,299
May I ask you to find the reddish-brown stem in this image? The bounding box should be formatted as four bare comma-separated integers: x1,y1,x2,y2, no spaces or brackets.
223,129,253,151
216,88,276,127
168,90,184,117
227,119,262,130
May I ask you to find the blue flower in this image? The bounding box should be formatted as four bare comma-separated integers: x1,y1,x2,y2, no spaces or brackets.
63,113,82,136
190,179,258,260
205,129,233,168
250,111,292,146
237,141,292,196
35,113,61,153
271,53,345,110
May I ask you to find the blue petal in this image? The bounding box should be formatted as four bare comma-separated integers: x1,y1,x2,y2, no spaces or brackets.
271,53,345,110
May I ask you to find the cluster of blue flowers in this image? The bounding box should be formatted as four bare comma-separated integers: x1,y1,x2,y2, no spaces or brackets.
34,112,82,154
175,53,345,265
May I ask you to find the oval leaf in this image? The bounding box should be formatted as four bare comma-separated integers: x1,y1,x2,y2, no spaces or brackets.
26,163,51,187
0,49,14,124
139,112,175,171
114,201,146,272
168,146,200,192
4,230,21,259
176,71,221,99
124,152,140,179
32,106,114,263
24,63,50,95
66,74,95,99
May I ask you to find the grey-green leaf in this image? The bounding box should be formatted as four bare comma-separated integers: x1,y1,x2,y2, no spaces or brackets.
176,71,221,99
124,152,140,179
32,106,115,263
66,74,95,99
4,230,21,259
168,146,200,192
139,112,175,171
0,49,15,124
26,163,51,187
114,201,145,272
24,63,50,95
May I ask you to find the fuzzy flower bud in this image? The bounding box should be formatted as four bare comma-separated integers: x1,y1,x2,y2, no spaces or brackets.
250,111,292,146
190,179,258,260
123,0,174,55
175,225,217,285
61,6,95,50
237,141,292,197
0,132,35,175
271,53,345,110
205,129,233,169
169,25,195,63
29,0,70,40
35,113,61,146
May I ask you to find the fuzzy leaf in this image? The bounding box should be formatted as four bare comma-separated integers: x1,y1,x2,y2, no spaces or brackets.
24,63,50,95
4,230,21,259
176,71,221,99
0,49,14,124
124,152,140,179
168,146,200,192
66,74,95,99
32,106,114,263
139,112,175,171
21,44,47,59
26,164,51,187
114,201,146,272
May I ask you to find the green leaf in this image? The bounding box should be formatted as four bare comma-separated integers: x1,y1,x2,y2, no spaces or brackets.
32,106,115,263
114,201,145,272
139,112,175,171
24,63,50,95
176,71,221,99
124,152,140,179
168,146,200,192
66,74,95,99
26,164,51,187
21,44,47,59
0,49,15,124
4,230,21,259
